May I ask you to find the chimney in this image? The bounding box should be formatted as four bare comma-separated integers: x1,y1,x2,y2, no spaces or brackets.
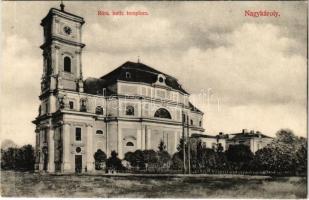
242,129,248,134
219,132,223,135
250,130,254,134
256,131,262,138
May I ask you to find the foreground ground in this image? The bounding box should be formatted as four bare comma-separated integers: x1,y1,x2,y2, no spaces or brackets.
1,171,307,198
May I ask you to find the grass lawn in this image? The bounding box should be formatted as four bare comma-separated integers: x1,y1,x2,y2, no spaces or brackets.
1,170,307,198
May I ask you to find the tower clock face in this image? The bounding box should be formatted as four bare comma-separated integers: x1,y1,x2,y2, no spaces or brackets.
63,26,72,35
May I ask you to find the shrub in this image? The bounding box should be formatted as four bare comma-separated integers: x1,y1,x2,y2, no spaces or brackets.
106,151,124,171
94,149,107,170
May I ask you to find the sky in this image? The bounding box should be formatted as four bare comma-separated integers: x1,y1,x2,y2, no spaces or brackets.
1,1,307,146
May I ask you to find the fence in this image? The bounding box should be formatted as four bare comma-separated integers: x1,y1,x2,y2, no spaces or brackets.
100,168,305,176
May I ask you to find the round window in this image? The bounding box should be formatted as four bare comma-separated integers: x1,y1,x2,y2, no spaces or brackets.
159,77,164,82
76,147,81,153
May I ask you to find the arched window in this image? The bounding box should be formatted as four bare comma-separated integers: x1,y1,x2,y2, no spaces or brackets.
126,106,134,116
46,57,52,75
190,120,193,125
154,108,171,119
199,121,202,127
126,142,134,146
96,130,103,135
80,99,87,112
69,101,74,109
64,56,71,72
95,106,104,115
126,72,131,79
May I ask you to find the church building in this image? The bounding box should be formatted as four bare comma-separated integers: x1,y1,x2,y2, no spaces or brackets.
32,4,204,173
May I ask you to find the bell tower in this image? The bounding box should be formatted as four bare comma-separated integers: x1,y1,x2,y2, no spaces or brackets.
34,3,86,173
40,3,85,93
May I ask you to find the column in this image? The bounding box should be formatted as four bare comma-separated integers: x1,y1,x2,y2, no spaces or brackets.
47,128,55,172
62,123,71,172
34,129,39,171
38,129,44,171
86,124,94,171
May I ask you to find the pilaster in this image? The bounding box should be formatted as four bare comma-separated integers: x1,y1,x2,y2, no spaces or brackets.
137,128,142,149
117,123,123,158
47,128,55,172
49,95,57,113
86,123,94,171
146,127,151,149
174,131,179,152
141,125,146,150
54,45,60,75
62,123,71,172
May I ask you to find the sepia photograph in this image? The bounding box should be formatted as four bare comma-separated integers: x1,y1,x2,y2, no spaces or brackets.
0,0,308,198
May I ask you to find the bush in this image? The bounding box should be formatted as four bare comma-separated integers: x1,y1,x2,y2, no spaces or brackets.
124,150,145,169
253,129,307,174
106,151,124,171
170,152,183,170
94,149,107,170
226,144,253,170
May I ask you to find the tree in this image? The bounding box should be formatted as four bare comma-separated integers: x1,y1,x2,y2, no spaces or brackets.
295,143,307,174
1,139,17,150
217,143,224,153
106,151,124,171
275,129,298,144
94,149,107,170
143,149,158,165
253,129,307,174
18,145,35,171
1,147,18,170
157,151,171,169
124,149,159,170
170,152,183,170
124,150,145,169
1,145,35,171
130,150,145,169
176,138,187,158
157,140,171,169
158,140,167,152
226,144,253,170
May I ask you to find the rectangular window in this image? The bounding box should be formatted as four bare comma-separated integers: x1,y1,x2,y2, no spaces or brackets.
69,101,74,109
45,103,49,113
43,129,47,143
75,128,81,141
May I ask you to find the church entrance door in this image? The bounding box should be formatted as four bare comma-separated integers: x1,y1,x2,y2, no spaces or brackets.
75,155,82,173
